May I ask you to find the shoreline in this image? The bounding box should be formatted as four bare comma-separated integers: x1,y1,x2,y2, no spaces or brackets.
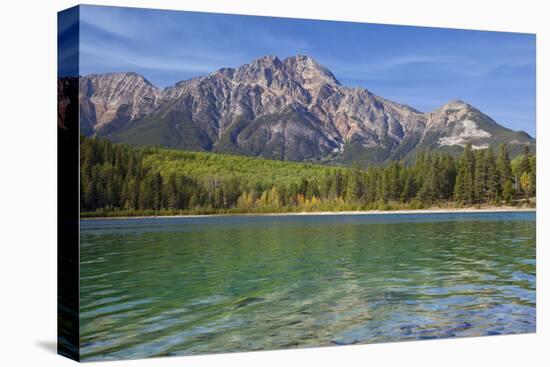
81,206,536,220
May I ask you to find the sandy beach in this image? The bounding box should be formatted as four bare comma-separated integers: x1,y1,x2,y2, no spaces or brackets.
81,206,536,220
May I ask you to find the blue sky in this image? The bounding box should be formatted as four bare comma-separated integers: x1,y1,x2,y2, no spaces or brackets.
68,5,536,136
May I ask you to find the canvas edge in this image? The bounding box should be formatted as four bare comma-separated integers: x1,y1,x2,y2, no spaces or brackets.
57,4,81,362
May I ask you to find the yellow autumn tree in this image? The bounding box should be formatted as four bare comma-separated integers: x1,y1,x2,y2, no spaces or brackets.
520,171,533,202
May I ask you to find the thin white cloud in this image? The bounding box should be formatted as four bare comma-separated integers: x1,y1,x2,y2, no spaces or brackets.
323,52,534,81
79,42,236,74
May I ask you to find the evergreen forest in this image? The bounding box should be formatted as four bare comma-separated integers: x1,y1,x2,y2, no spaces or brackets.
80,136,536,217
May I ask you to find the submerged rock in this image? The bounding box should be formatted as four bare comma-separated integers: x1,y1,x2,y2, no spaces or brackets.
234,296,265,309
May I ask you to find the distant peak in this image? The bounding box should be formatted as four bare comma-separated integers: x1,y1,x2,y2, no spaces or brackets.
250,54,282,66
448,99,467,105
286,54,314,62
284,54,340,85
84,71,155,87
123,72,155,86
438,99,472,111
284,54,319,68
211,67,236,79
102,71,142,78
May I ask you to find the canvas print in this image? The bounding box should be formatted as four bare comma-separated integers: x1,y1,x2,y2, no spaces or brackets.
57,4,536,362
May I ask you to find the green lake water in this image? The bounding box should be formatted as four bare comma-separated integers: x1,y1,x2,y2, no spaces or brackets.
79,211,536,361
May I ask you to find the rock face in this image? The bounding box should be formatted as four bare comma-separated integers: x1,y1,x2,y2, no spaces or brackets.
79,72,161,136
67,54,535,164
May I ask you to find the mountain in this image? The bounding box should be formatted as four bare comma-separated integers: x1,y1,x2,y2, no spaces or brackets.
65,54,535,164
79,72,161,136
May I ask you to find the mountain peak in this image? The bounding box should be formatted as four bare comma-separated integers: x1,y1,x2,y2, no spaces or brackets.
245,55,284,71
79,72,160,132
285,54,315,64
84,72,156,89
438,99,472,111
72,55,534,164
284,54,340,85
251,54,282,64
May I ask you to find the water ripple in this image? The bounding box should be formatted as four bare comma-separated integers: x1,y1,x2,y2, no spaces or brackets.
79,212,536,360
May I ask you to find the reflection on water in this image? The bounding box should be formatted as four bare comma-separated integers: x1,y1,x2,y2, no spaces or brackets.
80,212,536,361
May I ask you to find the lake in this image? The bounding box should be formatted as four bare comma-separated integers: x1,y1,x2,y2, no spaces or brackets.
79,211,536,361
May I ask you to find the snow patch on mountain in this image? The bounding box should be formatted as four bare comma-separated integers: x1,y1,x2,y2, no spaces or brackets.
438,120,491,147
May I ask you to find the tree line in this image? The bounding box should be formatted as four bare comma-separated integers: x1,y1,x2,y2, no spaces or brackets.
80,136,535,216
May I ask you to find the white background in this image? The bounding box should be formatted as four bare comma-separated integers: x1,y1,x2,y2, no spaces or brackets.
0,0,548,365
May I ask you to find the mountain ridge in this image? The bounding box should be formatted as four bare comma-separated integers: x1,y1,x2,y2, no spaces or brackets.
63,54,535,164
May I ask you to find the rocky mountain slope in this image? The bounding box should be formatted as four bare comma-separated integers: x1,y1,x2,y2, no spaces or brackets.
64,54,535,164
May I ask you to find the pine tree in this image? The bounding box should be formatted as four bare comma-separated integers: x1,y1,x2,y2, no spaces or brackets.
299,178,309,197
130,178,140,209
385,161,401,201
485,146,500,203
321,170,334,199
83,179,97,210
400,169,416,203
519,145,531,175
152,172,163,210
139,176,154,210
110,173,122,208
334,170,344,198
414,151,427,190
418,155,441,204
502,180,514,204
455,144,475,204
213,186,225,208
164,174,179,210
306,181,320,200
473,150,487,203
347,163,365,203
431,156,443,201
416,154,433,204
497,144,513,198
440,155,456,200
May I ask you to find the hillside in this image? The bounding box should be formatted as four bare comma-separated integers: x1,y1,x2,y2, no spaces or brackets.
80,136,535,217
